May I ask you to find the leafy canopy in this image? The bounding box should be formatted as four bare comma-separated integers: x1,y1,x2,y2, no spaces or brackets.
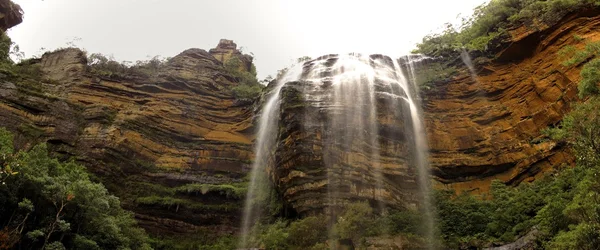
0,127,152,249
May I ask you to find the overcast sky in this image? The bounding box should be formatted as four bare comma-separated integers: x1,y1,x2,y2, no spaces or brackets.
8,0,487,79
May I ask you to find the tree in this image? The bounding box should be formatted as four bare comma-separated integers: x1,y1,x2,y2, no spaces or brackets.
0,128,152,249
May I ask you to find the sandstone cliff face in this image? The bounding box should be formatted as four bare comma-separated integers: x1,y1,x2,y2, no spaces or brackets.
272,71,419,215
209,39,254,73
1,3,598,240
267,12,600,213
424,12,600,193
0,46,255,236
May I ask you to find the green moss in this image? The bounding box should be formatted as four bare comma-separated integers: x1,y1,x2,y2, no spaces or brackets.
175,182,248,199
151,232,237,250
414,62,457,90
573,34,585,41
17,123,44,139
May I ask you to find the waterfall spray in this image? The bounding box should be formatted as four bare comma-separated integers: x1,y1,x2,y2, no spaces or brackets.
240,53,435,249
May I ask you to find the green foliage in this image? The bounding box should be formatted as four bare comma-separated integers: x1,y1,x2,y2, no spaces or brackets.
0,127,14,157
287,215,328,247
0,31,44,82
546,97,600,164
435,90,600,248
573,34,585,42
414,61,457,90
224,57,264,99
0,128,152,249
415,0,600,57
196,236,237,250
150,232,237,250
259,220,289,250
175,182,247,199
578,58,600,98
333,202,375,242
560,41,600,67
86,53,169,79
379,209,422,235
296,56,312,63
231,84,264,100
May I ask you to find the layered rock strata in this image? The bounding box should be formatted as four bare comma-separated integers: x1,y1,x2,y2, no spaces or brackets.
0,46,255,236
424,13,600,193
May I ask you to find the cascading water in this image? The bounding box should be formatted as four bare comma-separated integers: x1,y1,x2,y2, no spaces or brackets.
400,55,436,248
461,48,480,84
240,53,435,248
239,65,303,248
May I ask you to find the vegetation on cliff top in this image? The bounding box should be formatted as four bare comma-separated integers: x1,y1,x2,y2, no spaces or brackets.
86,53,169,80
414,0,600,57
0,128,152,249
224,56,264,100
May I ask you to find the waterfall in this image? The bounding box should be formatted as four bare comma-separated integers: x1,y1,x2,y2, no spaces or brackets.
239,65,303,248
240,53,435,248
400,55,436,248
461,48,480,84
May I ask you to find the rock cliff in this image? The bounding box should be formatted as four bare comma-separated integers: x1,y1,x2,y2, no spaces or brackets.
0,45,256,237
425,11,600,193
1,2,599,240
0,0,21,31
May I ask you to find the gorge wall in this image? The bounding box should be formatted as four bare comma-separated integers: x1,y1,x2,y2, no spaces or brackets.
425,12,600,193
0,4,598,238
0,41,256,237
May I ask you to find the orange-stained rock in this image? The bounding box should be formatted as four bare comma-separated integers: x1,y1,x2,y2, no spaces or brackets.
209,39,254,73
425,13,600,193
0,44,256,236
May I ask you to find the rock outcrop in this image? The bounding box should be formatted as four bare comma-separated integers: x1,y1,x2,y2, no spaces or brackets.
0,45,255,237
0,0,22,31
209,39,254,73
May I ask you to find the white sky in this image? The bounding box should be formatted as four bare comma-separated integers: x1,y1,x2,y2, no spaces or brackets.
8,0,487,79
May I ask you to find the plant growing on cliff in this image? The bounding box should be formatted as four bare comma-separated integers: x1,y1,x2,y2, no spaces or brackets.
557,41,600,98
0,127,152,249
224,57,263,99
413,61,457,90
87,53,169,79
578,59,600,98
414,0,600,57
435,94,600,248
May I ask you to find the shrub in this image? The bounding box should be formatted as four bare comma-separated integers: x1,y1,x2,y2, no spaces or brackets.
223,57,263,99
232,84,263,99
86,53,168,79
578,58,600,98
415,0,600,57
259,220,289,250
287,215,328,247
0,128,152,249
332,202,375,243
